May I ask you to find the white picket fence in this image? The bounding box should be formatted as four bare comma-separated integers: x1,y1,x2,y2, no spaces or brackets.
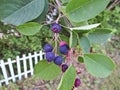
0,50,44,86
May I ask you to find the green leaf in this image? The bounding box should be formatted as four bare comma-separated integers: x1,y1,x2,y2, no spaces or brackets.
70,23,100,30
79,35,90,53
58,65,76,90
71,21,88,27
66,0,110,22
17,22,42,35
69,31,78,48
61,0,70,4
88,28,113,44
59,6,67,16
71,23,100,34
60,35,69,44
34,60,61,80
74,29,91,34
34,0,49,22
83,54,116,78
0,0,45,26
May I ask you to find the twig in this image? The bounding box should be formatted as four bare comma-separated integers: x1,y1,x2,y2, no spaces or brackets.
107,0,120,10
55,0,61,7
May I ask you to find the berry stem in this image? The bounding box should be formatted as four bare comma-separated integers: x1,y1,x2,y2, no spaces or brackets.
55,0,61,7
55,0,73,29
50,34,55,44
53,33,59,55
58,34,62,41
55,12,64,23
55,34,58,54
55,13,61,23
60,24,72,32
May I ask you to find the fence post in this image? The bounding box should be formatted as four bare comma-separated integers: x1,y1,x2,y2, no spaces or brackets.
16,56,22,80
23,54,28,78
34,52,38,64
0,60,9,85
29,53,33,75
8,58,16,82
40,51,43,60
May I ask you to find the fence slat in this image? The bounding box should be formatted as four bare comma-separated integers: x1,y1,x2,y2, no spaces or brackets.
8,58,16,82
23,55,28,78
39,51,43,60
0,60,9,85
29,53,34,75
0,62,2,86
16,56,22,80
34,52,38,64
0,81,1,86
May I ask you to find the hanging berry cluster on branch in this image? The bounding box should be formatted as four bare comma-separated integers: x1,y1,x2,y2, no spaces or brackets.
34,0,115,90
43,23,81,89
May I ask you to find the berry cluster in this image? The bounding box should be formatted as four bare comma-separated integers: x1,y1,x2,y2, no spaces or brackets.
44,42,81,89
43,42,69,72
44,23,81,89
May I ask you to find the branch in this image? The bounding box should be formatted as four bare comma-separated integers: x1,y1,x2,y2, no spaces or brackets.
55,0,61,7
107,0,120,10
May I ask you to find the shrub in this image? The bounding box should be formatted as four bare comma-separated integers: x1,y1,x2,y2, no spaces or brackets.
0,0,116,89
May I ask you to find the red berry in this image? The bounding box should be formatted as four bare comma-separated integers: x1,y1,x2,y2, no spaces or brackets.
74,78,81,87
62,64,68,72
59,41,67,46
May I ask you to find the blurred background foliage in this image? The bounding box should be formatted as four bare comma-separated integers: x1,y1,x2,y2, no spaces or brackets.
0,25,52,60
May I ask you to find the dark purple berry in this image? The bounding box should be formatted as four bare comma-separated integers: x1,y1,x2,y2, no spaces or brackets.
60,45,69,55
51,23,61,33
44,44,53,52
46,52,55,62
62,64,68,72
74,78,81,87
54,56,63,65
